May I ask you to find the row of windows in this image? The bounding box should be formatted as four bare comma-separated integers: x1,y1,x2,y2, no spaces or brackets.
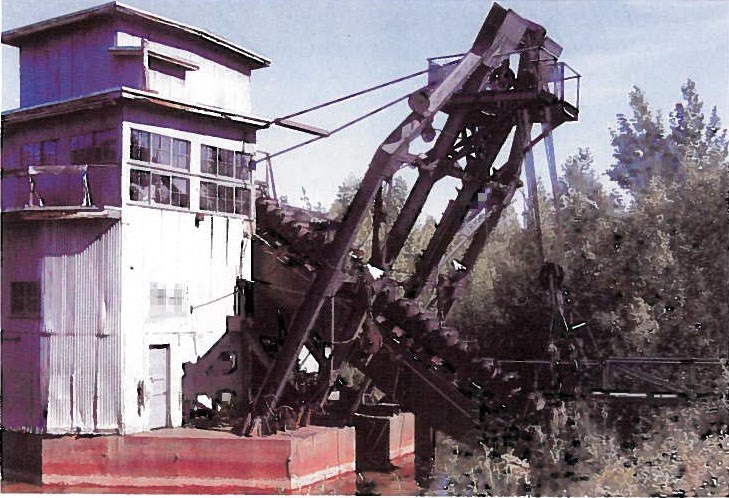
21,131,120,167
130,129,191,169
200,181,251,215
130,169,190,208
9,280,190,319
130,169,251,216
201,145,249,180
21,129,249,176
70,129,118,164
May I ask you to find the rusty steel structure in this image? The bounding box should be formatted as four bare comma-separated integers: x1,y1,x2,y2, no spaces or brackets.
236,2,581,434
180,2,722,482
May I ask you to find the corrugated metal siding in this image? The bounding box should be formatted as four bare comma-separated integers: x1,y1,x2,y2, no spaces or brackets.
38,220,122,433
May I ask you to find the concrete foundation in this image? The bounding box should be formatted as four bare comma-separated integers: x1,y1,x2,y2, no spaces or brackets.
353,411,415,470
1,425,355,493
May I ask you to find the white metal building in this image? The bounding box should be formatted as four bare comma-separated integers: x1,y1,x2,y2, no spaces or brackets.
1,1,270,434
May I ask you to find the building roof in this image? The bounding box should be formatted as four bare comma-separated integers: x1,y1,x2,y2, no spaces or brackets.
1,1,270,69
1,87,272,128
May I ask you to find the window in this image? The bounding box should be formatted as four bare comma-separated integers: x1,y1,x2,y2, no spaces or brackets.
200,181,217,211
170,285,186,315
235,151,250,180
131,169,189,208
11,281,40,317
71,129,118,164
71,133,94,164
130,169,150,202
130,129,150,162
150,283,167,316
148,56,187,80
130,129,189,169
235,187,251,215
171,177,190,208
95,129,118,163
151,173,171,204
21,143,40,166
218,149,234,178
201,144,247,178
172,139,190,169
217,184,235,213
21,140,58,166
151,134,171,165
150,283,187,316
41,140,58,165
199,182,251,216
201,145,217,175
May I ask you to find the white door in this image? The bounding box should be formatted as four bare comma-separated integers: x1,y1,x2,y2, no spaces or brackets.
148,345,170,429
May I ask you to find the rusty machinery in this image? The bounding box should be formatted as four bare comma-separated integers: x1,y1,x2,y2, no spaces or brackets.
181,2,723,480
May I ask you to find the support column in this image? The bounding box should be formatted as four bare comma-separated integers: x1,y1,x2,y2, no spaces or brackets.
414,416,436,488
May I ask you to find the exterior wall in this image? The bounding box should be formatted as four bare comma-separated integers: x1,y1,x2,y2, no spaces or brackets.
114,27,252,114
18,19,118,108
1,220,122,433
1,108,123,211
14,17,254,115
118,118,253,433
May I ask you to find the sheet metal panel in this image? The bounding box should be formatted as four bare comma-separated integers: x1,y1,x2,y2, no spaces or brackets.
38,220,122,433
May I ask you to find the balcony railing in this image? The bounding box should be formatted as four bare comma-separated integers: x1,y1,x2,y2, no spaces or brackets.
2,164,121,220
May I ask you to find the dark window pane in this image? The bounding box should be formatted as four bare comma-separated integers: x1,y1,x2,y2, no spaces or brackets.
95,129,118,163
201,145,217,175
149,56,187,80
172,139,190,170
218,149,234,178
151,174,171,205
217,184,235,213
130,129,150,162
151,133,171,165
41,140,58,165
200,181,217,211
10,281,40,317
171,176,189,208
234,151,251,180
130,169,150,202
235,187,251,216
21,143,41,166
71,133,93,164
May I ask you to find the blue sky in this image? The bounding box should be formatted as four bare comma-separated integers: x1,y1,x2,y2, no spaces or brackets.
3,1,728,216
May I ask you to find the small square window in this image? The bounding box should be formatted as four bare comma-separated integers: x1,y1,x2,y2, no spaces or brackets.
130,169,150,202
10,281,41,317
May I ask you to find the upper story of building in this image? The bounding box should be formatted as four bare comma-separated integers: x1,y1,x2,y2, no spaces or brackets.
2,1,270,115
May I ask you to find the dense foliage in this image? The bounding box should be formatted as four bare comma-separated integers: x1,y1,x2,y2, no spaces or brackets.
328,80,728,495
